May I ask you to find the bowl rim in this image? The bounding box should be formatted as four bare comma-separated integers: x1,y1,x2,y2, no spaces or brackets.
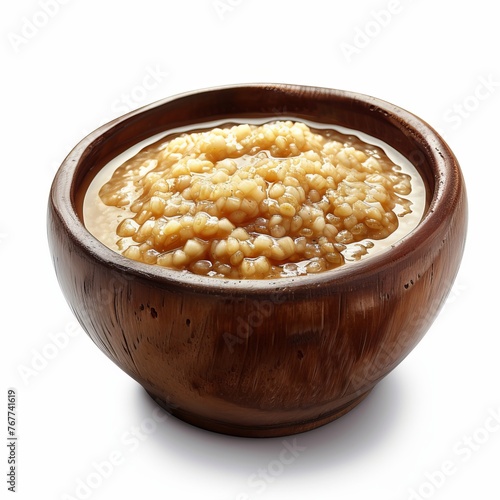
49,83,463,294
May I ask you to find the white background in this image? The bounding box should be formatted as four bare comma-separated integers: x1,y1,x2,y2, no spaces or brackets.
2,1,499,499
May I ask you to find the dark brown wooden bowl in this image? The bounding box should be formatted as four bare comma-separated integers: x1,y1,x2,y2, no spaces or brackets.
47,84,467,437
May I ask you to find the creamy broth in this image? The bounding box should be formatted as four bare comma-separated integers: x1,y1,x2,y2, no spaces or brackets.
83,119,426,279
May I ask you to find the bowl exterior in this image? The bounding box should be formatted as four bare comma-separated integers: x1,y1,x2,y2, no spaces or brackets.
47,84,468,437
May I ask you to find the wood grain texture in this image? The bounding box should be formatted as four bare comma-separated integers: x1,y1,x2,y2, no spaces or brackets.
47,84,468,437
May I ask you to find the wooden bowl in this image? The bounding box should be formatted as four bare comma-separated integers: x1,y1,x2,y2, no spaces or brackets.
47,84,467,437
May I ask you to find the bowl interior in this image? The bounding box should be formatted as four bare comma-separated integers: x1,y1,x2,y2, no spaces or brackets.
64,84,455,292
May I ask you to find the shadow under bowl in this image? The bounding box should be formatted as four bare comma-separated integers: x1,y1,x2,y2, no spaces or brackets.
47,84,467,437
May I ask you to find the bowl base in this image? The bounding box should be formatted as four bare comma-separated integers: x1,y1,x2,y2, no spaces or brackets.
147,389,372,438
